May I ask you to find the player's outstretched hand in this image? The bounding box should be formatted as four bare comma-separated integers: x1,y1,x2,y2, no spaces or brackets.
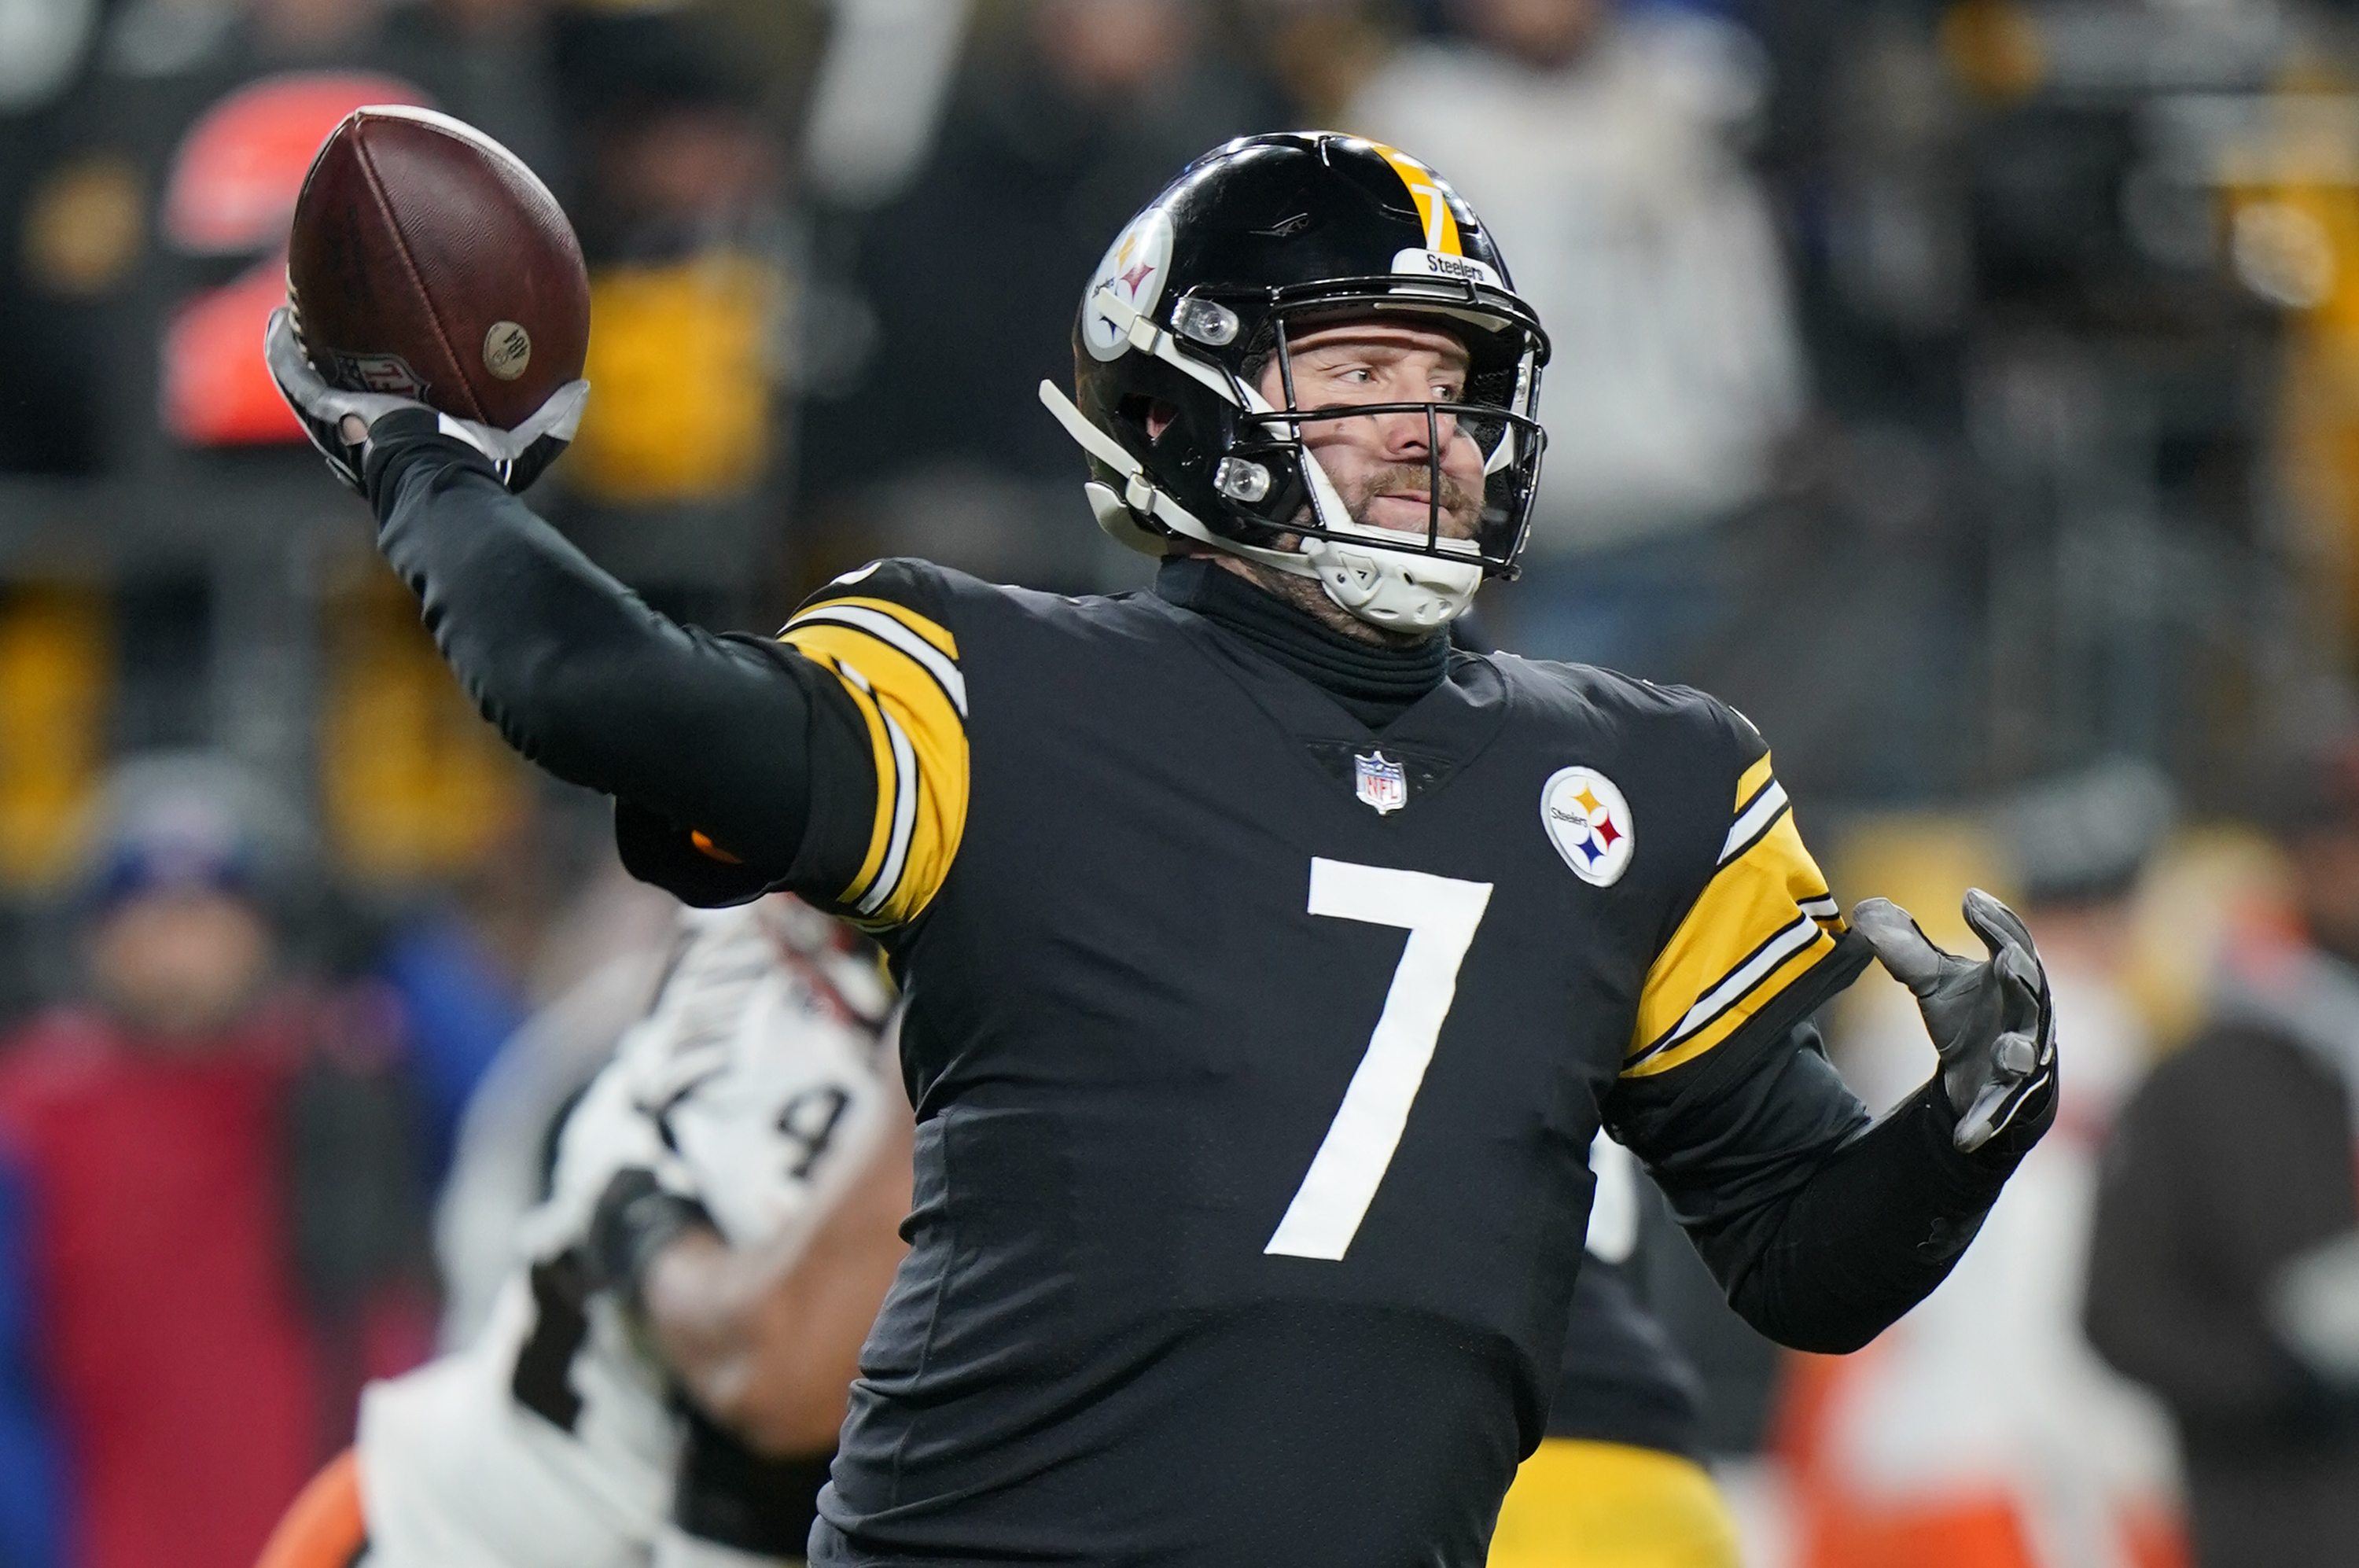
587,1167,718,1312
1852,889,2057,1153
263,305,588,499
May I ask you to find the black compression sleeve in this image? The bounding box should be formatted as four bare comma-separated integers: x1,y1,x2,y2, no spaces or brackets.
1705,1075,2015,1353
1610,1023,2031,1354
368,436,874,886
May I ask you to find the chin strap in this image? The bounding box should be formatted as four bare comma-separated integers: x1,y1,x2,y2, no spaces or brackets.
1301,536,1480,631
1038,381,1318,578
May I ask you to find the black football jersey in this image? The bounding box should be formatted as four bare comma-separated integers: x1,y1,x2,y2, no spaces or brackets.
740,559,1861,1566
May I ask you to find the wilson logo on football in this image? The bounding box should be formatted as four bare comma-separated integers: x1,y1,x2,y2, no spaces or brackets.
484,321,531,381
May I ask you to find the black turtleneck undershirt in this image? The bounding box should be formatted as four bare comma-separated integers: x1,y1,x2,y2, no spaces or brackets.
1153,557,1449,731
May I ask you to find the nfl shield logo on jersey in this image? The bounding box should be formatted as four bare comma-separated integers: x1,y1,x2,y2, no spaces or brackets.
1354,750,1408,815
1540,766,1635,885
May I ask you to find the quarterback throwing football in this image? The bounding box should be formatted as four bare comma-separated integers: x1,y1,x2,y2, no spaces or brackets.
270,133,2056,1566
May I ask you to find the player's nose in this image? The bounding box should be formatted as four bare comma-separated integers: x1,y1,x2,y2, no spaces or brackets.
1370,403,1448,459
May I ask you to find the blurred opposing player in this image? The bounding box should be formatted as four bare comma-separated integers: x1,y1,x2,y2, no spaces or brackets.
254,896,911,1568
270,131,2056,1565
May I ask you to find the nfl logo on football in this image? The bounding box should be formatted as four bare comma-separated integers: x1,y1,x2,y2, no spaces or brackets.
1354,750,1408,815
333,350,430,399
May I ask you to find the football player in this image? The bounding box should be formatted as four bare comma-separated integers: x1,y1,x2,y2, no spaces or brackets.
267,131,2057,1566
252,896,911,1568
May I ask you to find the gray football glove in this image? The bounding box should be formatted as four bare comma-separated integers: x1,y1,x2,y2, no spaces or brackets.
263,305,587,497
1852,888,2058,1153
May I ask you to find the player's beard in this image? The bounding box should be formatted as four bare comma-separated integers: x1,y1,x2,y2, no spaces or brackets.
1209,461,1485,649
1332,461,1483,543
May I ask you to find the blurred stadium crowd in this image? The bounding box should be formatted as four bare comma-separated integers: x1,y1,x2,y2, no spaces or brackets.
2,0,2359,1565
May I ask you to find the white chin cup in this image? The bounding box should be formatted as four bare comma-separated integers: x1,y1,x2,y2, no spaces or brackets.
1302,536,1483,631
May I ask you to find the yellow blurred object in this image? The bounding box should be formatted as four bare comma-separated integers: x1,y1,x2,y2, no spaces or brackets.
319,567,527,882
2213,86,2359,663
0,585,110,887
2122,824,2294,1055
1938,0,2044,103
567,252,782,506
1487,1438,1741,1568
1825,812,2011,1034
1828,812,2013,945
21,153,145,298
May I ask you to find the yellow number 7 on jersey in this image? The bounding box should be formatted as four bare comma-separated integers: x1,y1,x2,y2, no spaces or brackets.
1265,859,1495,1261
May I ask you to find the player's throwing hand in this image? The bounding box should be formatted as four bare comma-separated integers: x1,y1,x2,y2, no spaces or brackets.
1852,889,2058,1152
263,307,586,497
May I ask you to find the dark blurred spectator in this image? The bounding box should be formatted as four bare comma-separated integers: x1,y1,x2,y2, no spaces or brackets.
2085,742,2359,1568
0,0,105,474
1345,0,1805,676
799,0,1288,591
374,788,647,1202
544,6,793,583
1239,0,1403,124
372,882,534,1191
0,1124,60,1568
0,755,433,1568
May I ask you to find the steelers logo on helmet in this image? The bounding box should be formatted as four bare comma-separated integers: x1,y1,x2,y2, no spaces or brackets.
1082,208,1175,363
1540,767,1635,887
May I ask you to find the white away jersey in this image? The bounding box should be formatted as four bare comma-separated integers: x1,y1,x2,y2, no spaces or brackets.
356,898,898,1568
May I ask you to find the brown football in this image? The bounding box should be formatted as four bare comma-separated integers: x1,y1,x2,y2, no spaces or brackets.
286,106,589,429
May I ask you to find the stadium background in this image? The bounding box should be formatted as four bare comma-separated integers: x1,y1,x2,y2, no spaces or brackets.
0,0,2350,1564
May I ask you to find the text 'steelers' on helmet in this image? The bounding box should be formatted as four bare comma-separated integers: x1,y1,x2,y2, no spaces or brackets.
1040,131,1551,633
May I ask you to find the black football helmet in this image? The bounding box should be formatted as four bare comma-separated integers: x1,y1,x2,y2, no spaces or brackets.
1040,131,1549,631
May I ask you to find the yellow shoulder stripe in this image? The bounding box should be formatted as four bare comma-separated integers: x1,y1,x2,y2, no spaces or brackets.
786,597,965,718
1735,752,1775,812
780,616,969,929
1625,803,1839,1079
798,652,898,904
790,594,958,661
1365,141,1464,257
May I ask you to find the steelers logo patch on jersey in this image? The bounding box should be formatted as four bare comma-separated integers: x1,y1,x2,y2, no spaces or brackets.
1082,208,1175,363
1541,767,1634,886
